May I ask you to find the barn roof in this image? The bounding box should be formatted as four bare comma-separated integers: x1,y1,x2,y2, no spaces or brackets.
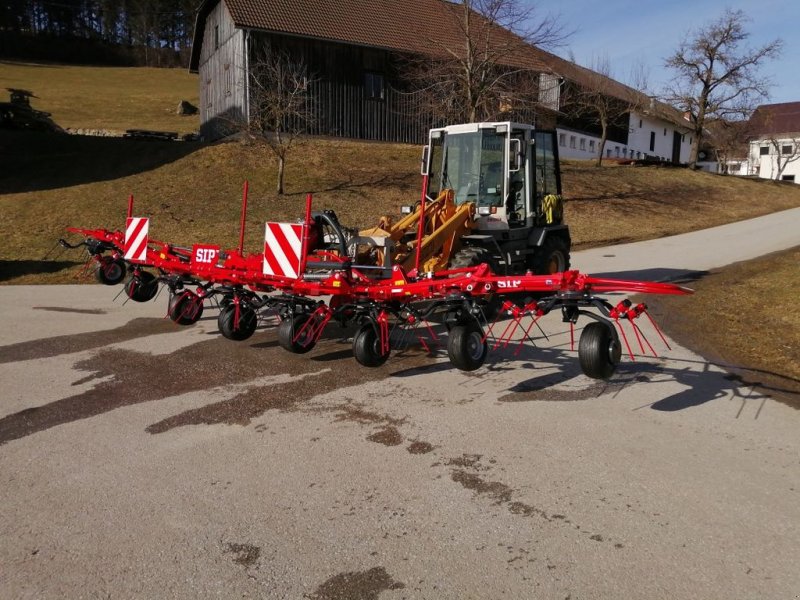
189,0,549,72
748,102,800,138
189,0,688,128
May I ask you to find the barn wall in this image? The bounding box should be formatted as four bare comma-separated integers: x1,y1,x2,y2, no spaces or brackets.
197,1,245,139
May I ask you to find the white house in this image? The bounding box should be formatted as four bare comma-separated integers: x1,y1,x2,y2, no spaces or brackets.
745,102,800,183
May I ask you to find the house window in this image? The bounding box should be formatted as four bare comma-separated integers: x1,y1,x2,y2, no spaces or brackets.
569,135,576,149
782,175,795,182
214,25,219,50
759,146,769,156
589,140,595,151
580,138,586,150
364,72,384,100
782,144,794,155
630,149,635,158
664,128,667,136
615,147,620,157
636,151,641,159
224,63,231,96
559,133,566,147
606,149,611,157
649,132,656,152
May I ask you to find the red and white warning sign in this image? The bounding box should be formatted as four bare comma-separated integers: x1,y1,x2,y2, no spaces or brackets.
124,217,149,262
263,222,304,278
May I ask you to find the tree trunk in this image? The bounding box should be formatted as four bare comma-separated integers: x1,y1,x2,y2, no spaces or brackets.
277,156,285,195
596,125,608,167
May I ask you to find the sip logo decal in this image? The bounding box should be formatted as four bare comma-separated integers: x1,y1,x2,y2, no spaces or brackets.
497,279,522,289
191,244,220,266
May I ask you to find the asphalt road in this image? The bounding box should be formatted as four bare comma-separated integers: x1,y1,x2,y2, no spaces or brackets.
1,209,799,599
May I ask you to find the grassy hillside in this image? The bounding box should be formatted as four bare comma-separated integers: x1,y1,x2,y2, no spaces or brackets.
0,60,199,134
2,130,800,284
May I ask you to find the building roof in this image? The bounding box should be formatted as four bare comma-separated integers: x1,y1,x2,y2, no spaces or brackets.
748,102,800,138
190,0,548,71
189,0,688,128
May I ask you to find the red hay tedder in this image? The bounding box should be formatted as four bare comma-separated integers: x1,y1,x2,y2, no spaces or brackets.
60,185,691,380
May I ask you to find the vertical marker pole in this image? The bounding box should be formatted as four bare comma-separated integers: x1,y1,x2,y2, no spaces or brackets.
413,174,429,275
239,180,249,255
299,192,313,275
127,194,134,219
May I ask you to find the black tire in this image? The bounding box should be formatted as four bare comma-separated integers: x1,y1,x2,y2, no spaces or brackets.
530,235,570,275
95,257,126,285
168,291,204,326
124,271,159,303
578,322,621,379
447,321,488,371
352,323,390,367
217,304,258,341
277,314,316,354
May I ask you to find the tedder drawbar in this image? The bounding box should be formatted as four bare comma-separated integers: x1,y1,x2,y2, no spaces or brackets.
60,185,691,380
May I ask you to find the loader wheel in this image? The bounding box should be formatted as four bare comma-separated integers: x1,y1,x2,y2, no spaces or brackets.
124,271,158,303
217,304,258,341
530,236,570,275
447,321,487,372
277,314,316,354
168,291,204,326
352,323,390,367
449,247,503,319
578,322,621,379
95,257,126,285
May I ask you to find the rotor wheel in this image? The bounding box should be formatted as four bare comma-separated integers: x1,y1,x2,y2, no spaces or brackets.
530,235,570,275
277,314,316,354
95,257,126,285
447,321,488,372
217,303,258,341
168,291,204,326
124,271,159,303
578,322,621,379
352,323,390,367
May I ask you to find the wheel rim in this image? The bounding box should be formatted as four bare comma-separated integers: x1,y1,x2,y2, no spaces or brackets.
465,331,485,361
547,251,565,274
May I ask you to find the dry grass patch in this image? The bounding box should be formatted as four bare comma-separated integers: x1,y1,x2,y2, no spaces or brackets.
647,247,800,407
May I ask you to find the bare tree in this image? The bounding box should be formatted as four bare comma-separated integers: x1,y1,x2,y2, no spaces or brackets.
703,117,751,174
663,9,782,167
565,56,645,167
244,46,315,195
762,137,800,180
405,0,570,123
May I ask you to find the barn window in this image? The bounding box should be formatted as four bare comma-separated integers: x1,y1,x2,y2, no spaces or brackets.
589,139,595,151
579,138,586,150
664,128,667,135
559,133,566,147
569,135,576,149
782,144,794,155
781,175,795,181
214,25,219,50
759,146,769,156
639,119,642,128
364,72,384,100
649,132,656,152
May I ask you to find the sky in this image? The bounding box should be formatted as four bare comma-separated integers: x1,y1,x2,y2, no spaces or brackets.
534,0,800,105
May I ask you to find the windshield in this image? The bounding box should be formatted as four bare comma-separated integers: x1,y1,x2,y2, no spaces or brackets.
433,130,506,206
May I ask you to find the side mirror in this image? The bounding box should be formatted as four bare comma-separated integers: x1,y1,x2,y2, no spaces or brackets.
420,145,430,176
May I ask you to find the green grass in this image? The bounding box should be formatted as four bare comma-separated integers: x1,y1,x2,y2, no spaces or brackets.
0,60,199,134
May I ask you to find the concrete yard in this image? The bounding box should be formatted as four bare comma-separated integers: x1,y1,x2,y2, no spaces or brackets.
1,210,799,599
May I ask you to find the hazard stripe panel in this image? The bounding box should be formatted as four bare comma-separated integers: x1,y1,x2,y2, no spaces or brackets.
124,217,149,262
263,222,304,278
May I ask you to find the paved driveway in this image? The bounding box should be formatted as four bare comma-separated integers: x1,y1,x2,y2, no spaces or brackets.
1,210,798,599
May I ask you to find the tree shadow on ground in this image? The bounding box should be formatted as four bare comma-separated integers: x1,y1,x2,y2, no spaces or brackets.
0,259,82,282
0,130,202,194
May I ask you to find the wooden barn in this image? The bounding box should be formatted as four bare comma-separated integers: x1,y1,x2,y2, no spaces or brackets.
188,0,556,142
